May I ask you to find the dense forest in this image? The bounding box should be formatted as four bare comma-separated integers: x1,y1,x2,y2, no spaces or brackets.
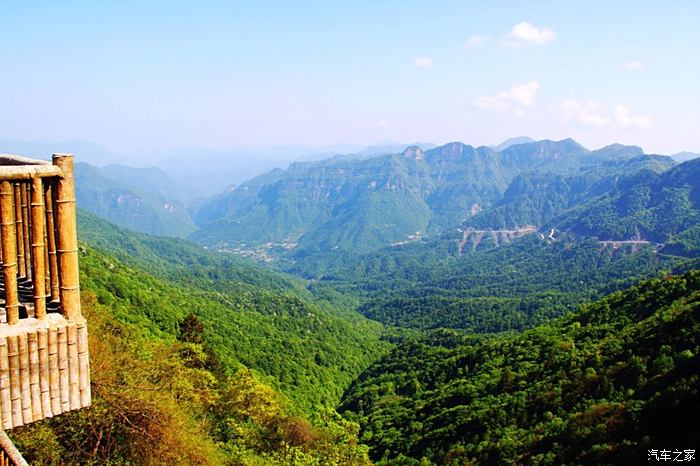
75,211,390,412
340,271,700,464
292,234,691,332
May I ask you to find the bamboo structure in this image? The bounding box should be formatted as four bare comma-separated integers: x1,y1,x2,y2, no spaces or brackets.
0,153,91,449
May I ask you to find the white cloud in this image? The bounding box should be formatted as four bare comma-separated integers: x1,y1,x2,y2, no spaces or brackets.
474,81,539,116
561,99,651,130
562,99,611,127
623,61,644,70
464,34,490,49
503,22,555,47
414,56,433,68
377,118,388,128
614,105,652,129
500,81,539,106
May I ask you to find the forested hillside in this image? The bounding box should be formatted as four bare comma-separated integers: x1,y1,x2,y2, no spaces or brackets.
552,158,700,253
288,229,692,333
9,289,371,465
341,271,700,464
75,211,391,411
3,217,392,463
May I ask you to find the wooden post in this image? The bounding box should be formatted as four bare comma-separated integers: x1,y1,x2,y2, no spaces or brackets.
0,182,19,325
13,184,25,279
52,154,81,320
30,177,47,319
21,184,31,281
45,183,60,302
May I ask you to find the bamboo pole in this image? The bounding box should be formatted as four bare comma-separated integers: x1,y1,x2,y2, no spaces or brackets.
67,323,80,410
0,337,10,430
57,325,69,412
18,332,31,424
30,177,47,319
0,164,62,180
38,328,52,418
28,331,42,421
43,205,50,301
44,183,60,302
52,155,81,320
0,431,29,466
7,335,21,427
13,184,25,279
0,181,19,325
77,322,90,407
20,184,31,281
48,327,60,415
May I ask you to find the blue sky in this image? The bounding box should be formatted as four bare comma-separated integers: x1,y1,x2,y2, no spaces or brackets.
1,1,699,156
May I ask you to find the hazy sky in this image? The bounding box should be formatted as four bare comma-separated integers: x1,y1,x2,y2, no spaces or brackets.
1,1,699,156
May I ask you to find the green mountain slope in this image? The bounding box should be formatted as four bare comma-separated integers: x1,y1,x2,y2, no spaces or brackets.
466,154,675,230
10,251,372,465
76,211,390,411
551,159,700,253
340,271,700,464
75,162,195,237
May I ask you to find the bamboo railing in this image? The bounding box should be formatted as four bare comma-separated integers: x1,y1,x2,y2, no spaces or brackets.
0,154,90,446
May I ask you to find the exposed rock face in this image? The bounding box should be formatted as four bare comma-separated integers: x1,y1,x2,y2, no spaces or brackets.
402,146,424,160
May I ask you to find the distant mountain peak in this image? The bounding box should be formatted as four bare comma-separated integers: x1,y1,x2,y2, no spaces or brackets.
402,146,424,160
592,143,643,157
493,136,535,152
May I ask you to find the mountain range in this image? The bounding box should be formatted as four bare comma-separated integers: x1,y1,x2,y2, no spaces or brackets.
189,139,694,259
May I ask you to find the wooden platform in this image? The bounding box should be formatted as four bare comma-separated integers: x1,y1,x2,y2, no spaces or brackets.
0,314,90,429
